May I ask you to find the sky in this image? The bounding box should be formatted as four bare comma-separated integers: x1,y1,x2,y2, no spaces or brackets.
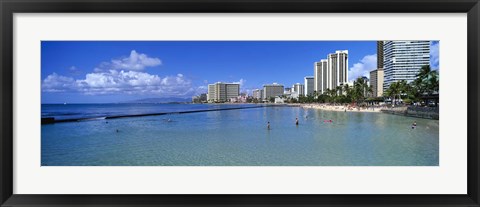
41,41,439,103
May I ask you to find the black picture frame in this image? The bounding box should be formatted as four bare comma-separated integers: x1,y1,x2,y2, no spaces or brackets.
1,0,479,206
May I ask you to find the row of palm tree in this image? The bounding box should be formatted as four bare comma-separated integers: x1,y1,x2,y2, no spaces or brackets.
290,65,438,106
288,76,372,105
384,65,439,106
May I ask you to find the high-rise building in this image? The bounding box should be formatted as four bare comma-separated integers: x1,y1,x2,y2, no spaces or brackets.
292,83,304,96
207,84,215,101
263,83,284,100
314,50,348,95
370,68,384,97
328,50,349,89
207,82,240,102
252,89,264,100
314,60,324,94
383,41,430,90
377,41,384,69
320,59,328,94
304,76,314,96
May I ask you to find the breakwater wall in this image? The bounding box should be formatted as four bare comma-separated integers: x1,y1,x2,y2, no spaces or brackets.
42,105,271,125
381,106,439,120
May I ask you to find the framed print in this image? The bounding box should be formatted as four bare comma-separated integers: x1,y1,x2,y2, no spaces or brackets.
1,0,479,206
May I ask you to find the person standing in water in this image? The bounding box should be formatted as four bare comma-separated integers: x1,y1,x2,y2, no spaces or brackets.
267,122,271,130
295,117,299,125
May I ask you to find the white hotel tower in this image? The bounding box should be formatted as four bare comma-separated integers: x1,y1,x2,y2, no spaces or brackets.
207,82,240,102
382,41,431,91
314,50,348,95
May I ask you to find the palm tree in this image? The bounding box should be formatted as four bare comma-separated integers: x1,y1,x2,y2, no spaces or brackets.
324,88,337,104
417,65,432,79
385,80,408,106
336,86,341,96
426,71,439,95
313,90,320,102
351,77,370,105
415,65,439,95
398,65,439,106
343,84,350,94
366,85,373,98
385,82,399,106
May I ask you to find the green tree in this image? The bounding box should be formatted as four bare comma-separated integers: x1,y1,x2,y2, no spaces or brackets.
385,80,408,105
269,97,275,103
351,77,370,105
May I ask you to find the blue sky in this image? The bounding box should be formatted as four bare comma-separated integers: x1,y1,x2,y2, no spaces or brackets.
41,41,439,103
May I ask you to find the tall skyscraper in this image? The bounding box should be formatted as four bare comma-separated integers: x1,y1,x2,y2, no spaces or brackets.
263,83,284,100
328,50,349,89
314,50,348,95
304,76,314,96
383,41,430,90
377,41,384,69
314,59,328,94
207,82,240,102
370,68,384,97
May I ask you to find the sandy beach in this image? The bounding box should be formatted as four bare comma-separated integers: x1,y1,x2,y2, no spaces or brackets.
293,103,384,113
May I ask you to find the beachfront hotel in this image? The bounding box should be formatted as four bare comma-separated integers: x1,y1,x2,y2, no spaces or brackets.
382,41,431,90
314,59,328,94
314,50,349,95
370,68,384,97
263,83,284,100
207,82,240,102
252,89,264,100
292,83,305,96
304,76,314,96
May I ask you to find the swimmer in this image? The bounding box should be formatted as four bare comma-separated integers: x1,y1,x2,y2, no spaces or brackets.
412,121,417,129
267,122,271,130
116,129,119,133
295,118,299,125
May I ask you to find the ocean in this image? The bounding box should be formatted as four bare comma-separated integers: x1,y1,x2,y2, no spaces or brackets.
41,103,439,166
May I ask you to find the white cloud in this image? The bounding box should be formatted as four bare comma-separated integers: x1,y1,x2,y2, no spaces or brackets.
42,73,76,92
196,86,208,94
233,78,246,86
94,50,161,71
430,41,439,70
43,70,196,97
349,54,377,81
232,78,249,93
42,50,200,97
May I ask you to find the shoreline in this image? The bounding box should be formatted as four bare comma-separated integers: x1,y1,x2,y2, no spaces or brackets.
290,103,384,113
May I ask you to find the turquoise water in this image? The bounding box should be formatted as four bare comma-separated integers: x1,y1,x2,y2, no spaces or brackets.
41,106,439,166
